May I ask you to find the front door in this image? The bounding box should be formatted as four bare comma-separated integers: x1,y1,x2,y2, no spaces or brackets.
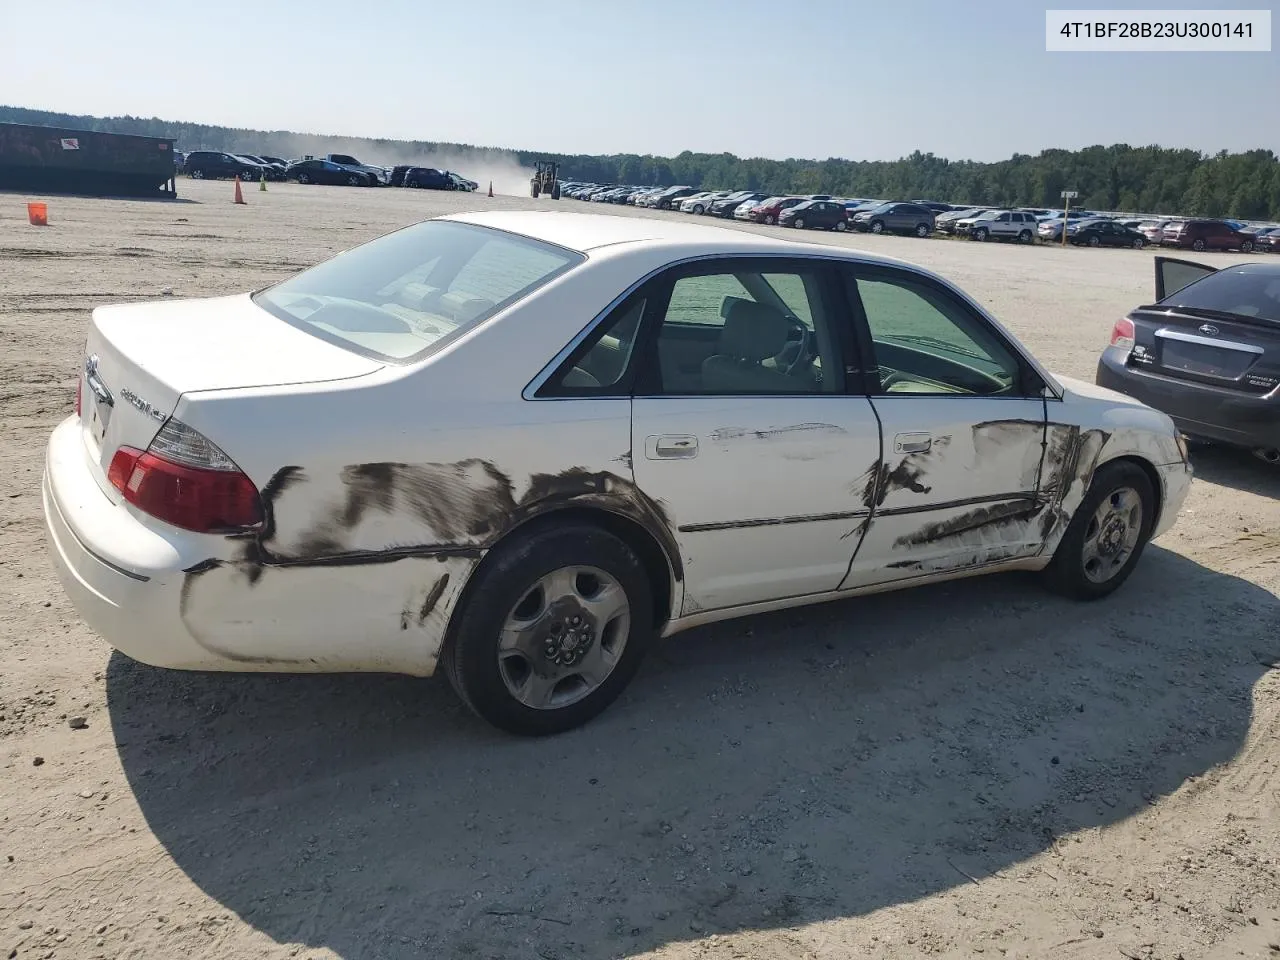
629,258,882,614
837,264,1049,587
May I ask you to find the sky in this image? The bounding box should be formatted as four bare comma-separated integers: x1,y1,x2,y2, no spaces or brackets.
1,0,1276,162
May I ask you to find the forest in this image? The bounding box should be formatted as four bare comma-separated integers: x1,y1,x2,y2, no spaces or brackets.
4,104,1279,219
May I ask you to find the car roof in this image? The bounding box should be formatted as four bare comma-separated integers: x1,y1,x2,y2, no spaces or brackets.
442,210,849,254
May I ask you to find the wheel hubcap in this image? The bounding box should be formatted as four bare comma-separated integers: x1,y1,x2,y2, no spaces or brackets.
498,565,630,710
1081,486,1143,584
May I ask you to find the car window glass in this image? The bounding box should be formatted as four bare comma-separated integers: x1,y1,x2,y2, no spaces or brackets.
255,221,581,362
550,295,647,391
646,267,840,395
1162,266,1280,322
851,271,1022,397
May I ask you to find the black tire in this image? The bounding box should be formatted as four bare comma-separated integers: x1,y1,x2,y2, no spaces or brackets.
1042,460,1156,600
297,173,311,184
973,227,989,242
763,214,775,225
915,223,931,238
834,220,847,232
1132,238,1145,249
794,217,806,229
1019,229,1032,243
551,183,561,200
1192,238,1206,251
870,220,885,234
532,183,540,199
1242,240,1254,253
442,523,654,736
1088,235,1101,247
190,168,205,180
346,175,361,186
693,204,705,215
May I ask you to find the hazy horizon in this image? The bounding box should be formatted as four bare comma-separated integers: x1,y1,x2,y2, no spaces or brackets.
4,0,1276,163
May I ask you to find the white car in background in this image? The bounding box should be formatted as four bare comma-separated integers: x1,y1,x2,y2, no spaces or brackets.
44,212,1191,736
732,199,764,221
678,192,715,214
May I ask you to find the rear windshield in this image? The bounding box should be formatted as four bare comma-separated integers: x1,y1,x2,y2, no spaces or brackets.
254,221,582,362
1162,265,1280,323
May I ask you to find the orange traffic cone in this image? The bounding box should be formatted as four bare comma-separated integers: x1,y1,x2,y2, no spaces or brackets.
233,176,246,205
487,181,493,198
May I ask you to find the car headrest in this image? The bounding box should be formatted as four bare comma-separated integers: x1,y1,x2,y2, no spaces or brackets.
720,299,788,362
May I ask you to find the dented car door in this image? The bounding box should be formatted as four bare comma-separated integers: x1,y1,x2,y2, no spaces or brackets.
838,265,1049,587
629,258,883,615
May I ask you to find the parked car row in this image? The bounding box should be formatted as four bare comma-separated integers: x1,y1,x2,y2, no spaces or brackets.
178,149,480,193
562,181,1280,253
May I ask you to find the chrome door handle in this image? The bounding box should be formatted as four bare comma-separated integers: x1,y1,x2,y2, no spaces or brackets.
647,435,699,459
894,432,931,454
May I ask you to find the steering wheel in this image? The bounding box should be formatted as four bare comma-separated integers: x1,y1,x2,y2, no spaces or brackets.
779,315,814,376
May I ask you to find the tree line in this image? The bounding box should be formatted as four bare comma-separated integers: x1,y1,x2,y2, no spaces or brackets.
4,104,1279,219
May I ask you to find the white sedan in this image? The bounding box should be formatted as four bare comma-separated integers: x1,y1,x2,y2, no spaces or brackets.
44,212,1192,735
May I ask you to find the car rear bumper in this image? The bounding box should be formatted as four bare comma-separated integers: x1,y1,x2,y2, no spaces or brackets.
1096,350,1280,451
43,415,465,676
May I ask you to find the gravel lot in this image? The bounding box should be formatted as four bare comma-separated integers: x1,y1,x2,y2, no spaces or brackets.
2,179,1279,960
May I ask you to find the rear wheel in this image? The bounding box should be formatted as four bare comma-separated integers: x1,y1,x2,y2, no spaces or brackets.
297,172,311,184
1088,235,1101,247
1132,237,1145,249
1043,461,1155,600
1242,239,1255,253
1192,238,1206,251
915,223,931,238
834,220,847,232
442,524,654,736
346,175,361,186
1019,229,1032,243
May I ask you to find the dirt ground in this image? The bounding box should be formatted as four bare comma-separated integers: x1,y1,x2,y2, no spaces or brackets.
2,179,1279,960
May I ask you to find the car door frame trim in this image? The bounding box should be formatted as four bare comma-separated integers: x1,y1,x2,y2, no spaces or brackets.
678,508,871,534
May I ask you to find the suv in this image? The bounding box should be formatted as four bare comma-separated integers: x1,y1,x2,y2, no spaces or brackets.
958,210,1038,243
850,202,937,238
184,151,258,181
404,167,453,190
1161,219,1257,253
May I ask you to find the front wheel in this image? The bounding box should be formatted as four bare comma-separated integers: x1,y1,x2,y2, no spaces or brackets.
1132,237,1145,249
793,217,806,229
870,220,885,234
532,183,540,199
973,227,989,242
442,524,654,736
1043,460,1155,600
190,168,205,180
692,204,704,215
347,175,361,186
1192,238,1206,251
1088,235,1101,247
763,214,775,225
1242,240,1255,253
297,173,311,184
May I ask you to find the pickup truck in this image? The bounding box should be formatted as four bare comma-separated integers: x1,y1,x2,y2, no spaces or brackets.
324,153,387,185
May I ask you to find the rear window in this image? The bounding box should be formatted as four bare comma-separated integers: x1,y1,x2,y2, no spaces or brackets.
254,221,583,362
1162,265,1280,323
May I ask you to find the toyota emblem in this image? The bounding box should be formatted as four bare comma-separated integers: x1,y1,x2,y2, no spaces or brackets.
1198,323,1219,336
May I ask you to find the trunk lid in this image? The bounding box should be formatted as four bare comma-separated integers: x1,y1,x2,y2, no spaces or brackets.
78,293,382,498
1128,307,1280,395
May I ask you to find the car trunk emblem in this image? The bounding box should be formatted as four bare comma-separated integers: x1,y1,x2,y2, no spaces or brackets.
1198,324,1219,336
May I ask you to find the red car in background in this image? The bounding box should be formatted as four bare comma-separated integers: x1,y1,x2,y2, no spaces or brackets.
751,196,807,225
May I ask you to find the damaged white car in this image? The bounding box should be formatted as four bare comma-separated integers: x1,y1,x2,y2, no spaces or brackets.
44,211,1192,735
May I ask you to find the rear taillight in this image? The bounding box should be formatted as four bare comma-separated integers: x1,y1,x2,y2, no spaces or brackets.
1110,317,1136,350
75,377,82,417
108,419,263,533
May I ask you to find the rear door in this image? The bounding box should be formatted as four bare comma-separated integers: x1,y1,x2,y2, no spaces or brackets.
1156,256,1218,300
627,257,883,613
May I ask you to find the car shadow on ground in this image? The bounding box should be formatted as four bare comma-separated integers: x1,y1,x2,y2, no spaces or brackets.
1190,443,1280,499
107,546,1277,959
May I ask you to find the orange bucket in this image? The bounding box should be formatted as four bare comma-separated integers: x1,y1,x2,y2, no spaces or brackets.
27,202,48,226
